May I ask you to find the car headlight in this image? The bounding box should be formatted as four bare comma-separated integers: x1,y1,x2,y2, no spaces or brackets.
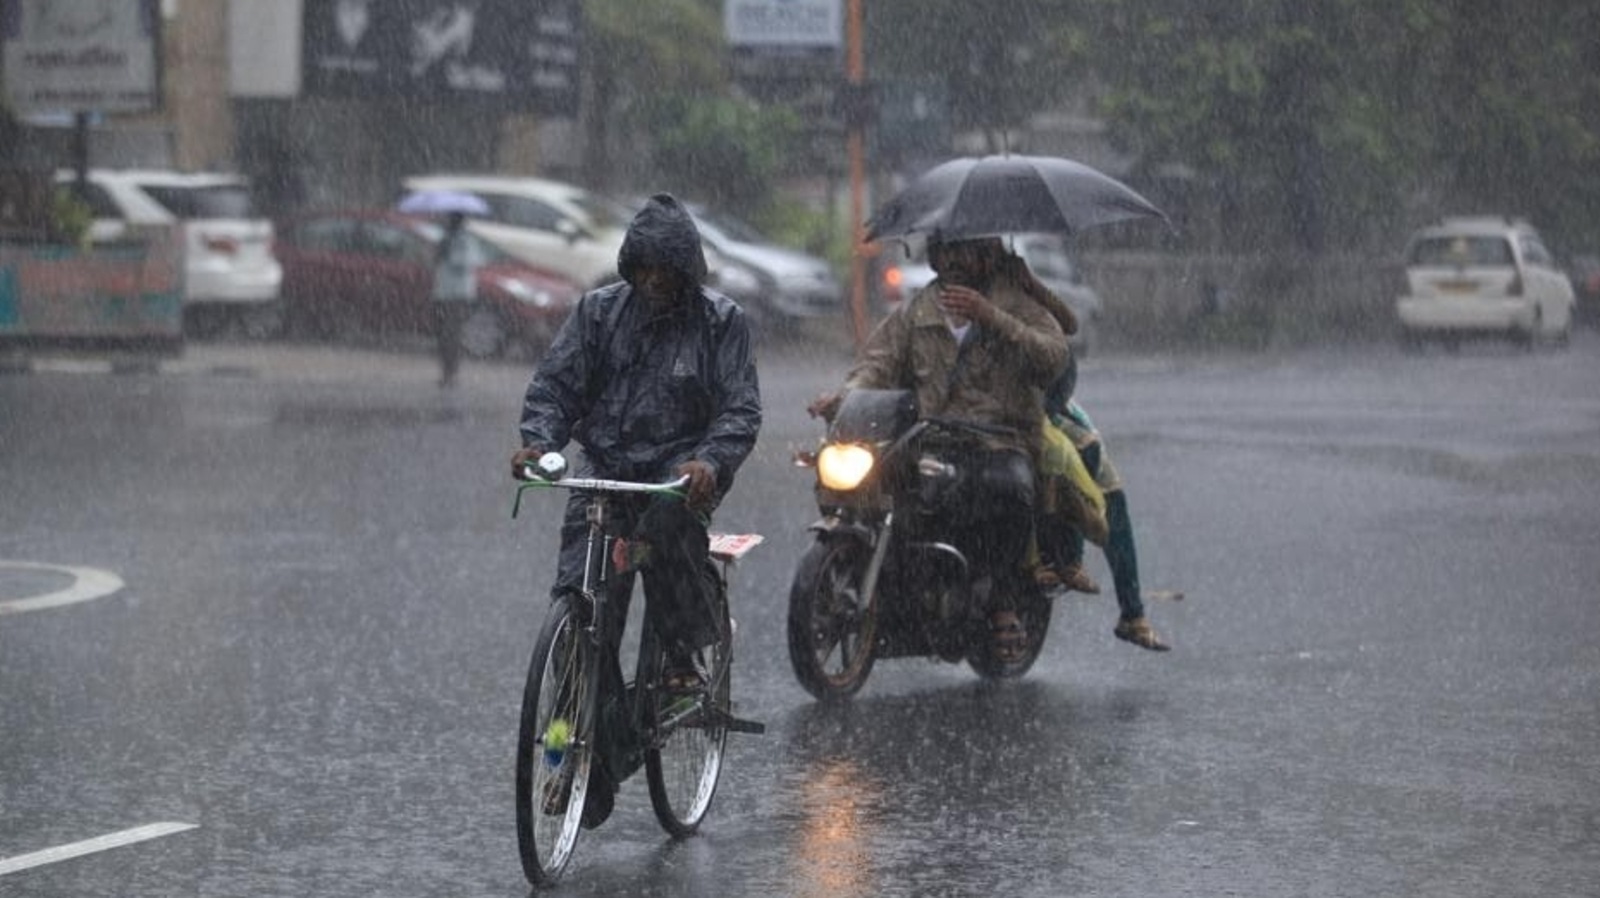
816,443,875,491
494,276,553,308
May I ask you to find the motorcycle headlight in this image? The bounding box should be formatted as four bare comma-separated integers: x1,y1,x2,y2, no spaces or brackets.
816,443,875,491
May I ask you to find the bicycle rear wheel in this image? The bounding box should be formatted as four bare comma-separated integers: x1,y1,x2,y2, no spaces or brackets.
515,595,599,885
645,579,731,836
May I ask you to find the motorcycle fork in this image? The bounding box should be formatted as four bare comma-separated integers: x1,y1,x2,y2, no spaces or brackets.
858,510,895,617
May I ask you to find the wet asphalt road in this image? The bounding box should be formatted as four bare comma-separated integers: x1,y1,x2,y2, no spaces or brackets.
3,331,1599,897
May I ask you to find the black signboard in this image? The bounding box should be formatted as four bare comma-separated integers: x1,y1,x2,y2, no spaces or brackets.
302,0,581,116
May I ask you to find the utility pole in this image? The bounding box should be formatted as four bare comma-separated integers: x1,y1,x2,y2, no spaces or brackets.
844,0,870,348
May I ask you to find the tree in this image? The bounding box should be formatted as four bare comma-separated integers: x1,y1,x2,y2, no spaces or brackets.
857,0,1600,255
578,0,726,190
1075,0,1600,253
866,0,1085,152
645,95,801,218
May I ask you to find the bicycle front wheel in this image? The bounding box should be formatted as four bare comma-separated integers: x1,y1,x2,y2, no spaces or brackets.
515,594,599,886
645,580,731,836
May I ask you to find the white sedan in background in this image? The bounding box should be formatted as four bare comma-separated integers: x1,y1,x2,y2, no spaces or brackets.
1395,216,1574,349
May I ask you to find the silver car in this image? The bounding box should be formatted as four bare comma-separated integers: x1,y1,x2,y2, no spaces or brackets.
686,205,843,327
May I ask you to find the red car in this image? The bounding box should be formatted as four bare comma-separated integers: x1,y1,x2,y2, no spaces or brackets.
275,210,584,357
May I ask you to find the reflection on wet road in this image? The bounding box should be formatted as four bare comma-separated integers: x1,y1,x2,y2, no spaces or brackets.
2,337,1598,896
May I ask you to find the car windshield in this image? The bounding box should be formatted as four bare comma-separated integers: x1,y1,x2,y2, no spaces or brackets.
139,184,258,219
1410,235,1513,266
570,192,627,230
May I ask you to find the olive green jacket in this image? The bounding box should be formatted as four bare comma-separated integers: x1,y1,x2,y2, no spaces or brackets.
844,276,1069,455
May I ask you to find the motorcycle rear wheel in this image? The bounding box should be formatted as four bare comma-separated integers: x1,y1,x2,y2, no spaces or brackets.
967,595,1052,680
787,538,877,701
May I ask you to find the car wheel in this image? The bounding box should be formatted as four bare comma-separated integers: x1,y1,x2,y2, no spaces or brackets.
182,306,225,340
237,302,284,341
459,303,508,359
1553,319,1572,349
1516,309,1542,351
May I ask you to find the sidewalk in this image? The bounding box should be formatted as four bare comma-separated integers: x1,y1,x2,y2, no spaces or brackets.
12,324,860,386
14,339,530,391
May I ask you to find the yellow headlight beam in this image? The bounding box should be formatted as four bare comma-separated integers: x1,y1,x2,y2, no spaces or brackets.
816,444,875,491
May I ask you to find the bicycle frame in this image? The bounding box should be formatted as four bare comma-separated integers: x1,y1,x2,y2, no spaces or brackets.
516,472,686,752
513,469,764,779
513,460,767,884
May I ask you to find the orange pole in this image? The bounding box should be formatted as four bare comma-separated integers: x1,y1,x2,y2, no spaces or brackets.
845,0,869,349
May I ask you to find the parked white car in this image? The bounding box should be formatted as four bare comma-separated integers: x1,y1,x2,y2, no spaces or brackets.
401,174,627,289
58,169,283,338
1395,216,1574,348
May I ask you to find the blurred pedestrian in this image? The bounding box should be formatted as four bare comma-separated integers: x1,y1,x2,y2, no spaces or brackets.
432,210,479,387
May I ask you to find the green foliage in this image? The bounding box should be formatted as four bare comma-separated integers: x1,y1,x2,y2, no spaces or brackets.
583,0,724,92
567,0,1600,259
645,97,801,217
862,0,1600,255
755,197,850,270
50,188,94,247
579,0,728,186
1077,0,1600,253
866,0,1084,144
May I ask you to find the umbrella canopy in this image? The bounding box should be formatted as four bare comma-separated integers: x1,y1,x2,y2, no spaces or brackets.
397,189,490,216
864,154,1167,243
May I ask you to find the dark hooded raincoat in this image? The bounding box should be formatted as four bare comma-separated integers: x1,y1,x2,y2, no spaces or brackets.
517,193,762,651
518,195,762,493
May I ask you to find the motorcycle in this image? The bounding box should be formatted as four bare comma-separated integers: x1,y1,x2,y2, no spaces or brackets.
787,388,1053,700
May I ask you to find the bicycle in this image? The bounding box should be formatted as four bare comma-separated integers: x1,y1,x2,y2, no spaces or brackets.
511,453,764,887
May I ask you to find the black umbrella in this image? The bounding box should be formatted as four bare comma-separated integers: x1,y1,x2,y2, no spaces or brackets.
864,154,1168,243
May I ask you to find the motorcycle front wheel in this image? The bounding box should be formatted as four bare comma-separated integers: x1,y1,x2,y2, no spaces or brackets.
787,538,877,701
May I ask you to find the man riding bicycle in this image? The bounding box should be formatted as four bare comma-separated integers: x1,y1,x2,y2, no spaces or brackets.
510,193,762,824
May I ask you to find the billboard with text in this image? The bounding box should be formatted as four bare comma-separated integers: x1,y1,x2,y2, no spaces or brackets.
2,0,161,115
301,0,581,115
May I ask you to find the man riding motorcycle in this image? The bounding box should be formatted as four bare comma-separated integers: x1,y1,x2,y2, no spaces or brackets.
808,235,1069,661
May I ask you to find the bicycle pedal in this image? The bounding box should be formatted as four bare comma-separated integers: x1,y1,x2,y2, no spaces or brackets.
720,712,766,735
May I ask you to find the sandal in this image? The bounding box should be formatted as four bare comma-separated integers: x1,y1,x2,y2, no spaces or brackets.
990,611,1028,663
1036,563,1102,594
1113,616,1171,652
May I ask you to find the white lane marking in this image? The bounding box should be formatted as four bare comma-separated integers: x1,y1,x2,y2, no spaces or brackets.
0,822,197,876
0,561,125,615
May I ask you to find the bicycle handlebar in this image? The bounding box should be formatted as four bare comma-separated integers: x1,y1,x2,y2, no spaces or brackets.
520,470,691,493
513,465,689,518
